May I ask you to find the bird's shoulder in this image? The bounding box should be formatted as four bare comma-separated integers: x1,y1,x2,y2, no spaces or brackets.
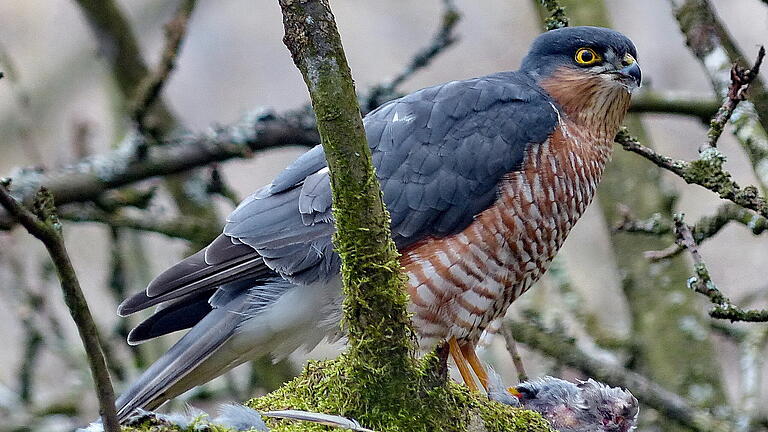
365,71,557,152
368,72,560,240
224,72,561,281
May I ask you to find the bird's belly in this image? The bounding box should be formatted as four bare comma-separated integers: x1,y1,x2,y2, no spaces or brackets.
401,133,610,347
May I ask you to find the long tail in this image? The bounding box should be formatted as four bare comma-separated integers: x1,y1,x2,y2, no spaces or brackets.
115,277,341,422
115,298,245,422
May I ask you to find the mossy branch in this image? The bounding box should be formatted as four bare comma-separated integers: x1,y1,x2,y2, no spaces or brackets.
0,181,120,432
617,129,768,218
671,0,768,190
279,0,414,369
673,215,768,322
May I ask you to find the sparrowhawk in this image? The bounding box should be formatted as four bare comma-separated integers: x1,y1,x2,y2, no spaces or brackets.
115,26,641,420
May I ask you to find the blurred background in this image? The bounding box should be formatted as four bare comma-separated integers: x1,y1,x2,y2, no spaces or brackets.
0,0,766,431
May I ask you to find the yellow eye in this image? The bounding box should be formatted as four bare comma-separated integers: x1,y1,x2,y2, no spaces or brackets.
574,47,601,65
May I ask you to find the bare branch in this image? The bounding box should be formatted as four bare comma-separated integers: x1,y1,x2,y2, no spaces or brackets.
0,109,318,229
674,215,768,322
0,182,119,431
364,0,460,110
131,0,198,134
628,91,719,122
615,203,768,261
500,327,529,382
504,317,737,432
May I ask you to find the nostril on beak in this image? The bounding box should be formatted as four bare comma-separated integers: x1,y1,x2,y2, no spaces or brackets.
619,62,642,88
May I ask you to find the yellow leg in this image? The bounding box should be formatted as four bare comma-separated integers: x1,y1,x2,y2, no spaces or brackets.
461,344,489,391
449,337,478,391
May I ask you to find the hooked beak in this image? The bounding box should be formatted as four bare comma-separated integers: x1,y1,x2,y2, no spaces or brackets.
618,61,642,90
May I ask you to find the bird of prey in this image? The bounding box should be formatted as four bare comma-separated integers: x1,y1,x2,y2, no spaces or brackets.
115,26,641,420
487,372,639,432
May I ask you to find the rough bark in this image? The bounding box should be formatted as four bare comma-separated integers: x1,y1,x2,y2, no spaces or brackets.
279,0,414,367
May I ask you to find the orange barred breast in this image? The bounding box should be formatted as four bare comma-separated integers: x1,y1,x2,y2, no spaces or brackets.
401,121,613,348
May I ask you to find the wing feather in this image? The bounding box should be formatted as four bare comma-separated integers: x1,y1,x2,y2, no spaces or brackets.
221,72,557,284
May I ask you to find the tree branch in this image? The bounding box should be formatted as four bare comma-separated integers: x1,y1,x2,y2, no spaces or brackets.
671,0,768,188
130,0,197,135
504,317,736,432
702,46,765,151
616,129,768,218
674,215,768,322
615,203,768,261
0,109,318,229
279,0,414,368
0,182,119,432
365,0,461,110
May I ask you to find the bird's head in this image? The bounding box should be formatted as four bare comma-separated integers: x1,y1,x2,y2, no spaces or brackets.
510,376,639,432
521,26,641,138
577,379,639,432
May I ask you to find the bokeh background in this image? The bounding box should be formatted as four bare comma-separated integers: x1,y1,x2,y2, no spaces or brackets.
0,0,766,430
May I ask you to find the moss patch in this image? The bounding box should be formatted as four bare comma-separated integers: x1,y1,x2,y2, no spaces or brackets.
246,356,553,432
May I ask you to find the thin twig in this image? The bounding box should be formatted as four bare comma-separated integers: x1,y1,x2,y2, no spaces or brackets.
365,0,460,110
0,181,119,431
674,214,768,322
505,318,736,432
702,47,765,152
131,0,197,135
615,203,768,261
500,327,528,382
616,129,768,218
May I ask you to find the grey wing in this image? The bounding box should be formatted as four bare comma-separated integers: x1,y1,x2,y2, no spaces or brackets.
118,71,557,341
225,72,558,284
118,233,274,345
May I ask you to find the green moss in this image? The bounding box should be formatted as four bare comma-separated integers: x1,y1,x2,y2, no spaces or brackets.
246,356,553,432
